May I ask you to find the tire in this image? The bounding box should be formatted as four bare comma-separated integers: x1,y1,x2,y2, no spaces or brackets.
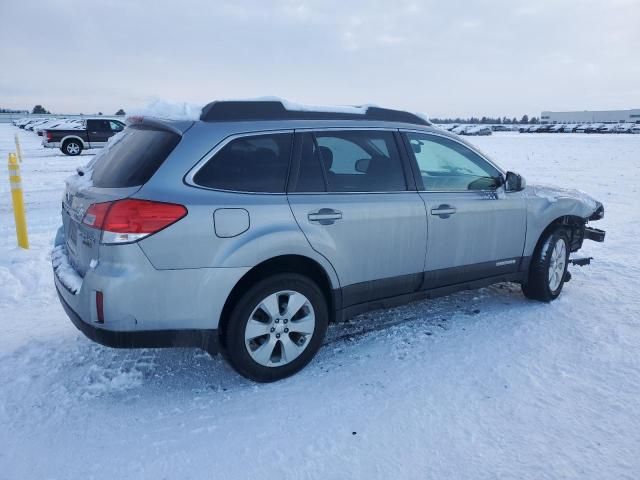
522,228,570,302
62,139,82,156
223,273,328,382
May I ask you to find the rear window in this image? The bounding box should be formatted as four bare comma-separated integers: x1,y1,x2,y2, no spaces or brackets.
193,133,293,193
91,126,180,188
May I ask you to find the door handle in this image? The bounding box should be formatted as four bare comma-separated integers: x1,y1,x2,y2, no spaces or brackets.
431,204,457,219
308,208,342,225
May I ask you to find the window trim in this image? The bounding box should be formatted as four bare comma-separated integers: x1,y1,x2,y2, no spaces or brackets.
184,129,295,195
288,128,416,195
400,129,506,194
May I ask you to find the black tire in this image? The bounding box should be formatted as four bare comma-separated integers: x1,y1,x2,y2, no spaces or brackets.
223,273,328,382
62,139,82,156
522,228,570,302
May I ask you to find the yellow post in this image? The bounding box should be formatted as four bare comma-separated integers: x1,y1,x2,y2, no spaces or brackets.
8,153,29,249
14,133,23,163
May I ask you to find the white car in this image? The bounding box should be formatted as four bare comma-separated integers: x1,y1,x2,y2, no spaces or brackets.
598,124,617,134
451,125,469,135
36,119,83,135
26,119,55,131
464,125,492,136
35,119,69,135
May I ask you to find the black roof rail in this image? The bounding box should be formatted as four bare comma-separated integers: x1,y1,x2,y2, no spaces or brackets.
199,100,430,126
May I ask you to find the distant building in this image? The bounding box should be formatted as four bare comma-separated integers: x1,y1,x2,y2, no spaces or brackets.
541,109,640,124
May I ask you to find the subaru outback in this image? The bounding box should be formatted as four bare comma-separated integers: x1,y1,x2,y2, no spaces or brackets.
53,100,605,382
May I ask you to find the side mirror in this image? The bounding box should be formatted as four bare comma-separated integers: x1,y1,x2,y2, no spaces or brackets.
505,171,526,192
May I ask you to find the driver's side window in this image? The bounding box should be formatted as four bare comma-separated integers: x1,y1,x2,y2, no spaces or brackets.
405,133,501,191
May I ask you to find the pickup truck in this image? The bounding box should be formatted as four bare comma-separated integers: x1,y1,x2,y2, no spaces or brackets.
42,118,125,156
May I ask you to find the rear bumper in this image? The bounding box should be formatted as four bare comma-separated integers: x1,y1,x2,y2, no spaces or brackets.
52,225,248,345
42,141,60,148
57,286,218,353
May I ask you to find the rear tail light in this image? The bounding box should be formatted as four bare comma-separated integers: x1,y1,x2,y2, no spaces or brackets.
82,199,187,244
45,131,53,141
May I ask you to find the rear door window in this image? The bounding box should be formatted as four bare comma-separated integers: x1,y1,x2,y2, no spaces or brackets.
313,131,407,192
193,133,293,193
91,126,181,188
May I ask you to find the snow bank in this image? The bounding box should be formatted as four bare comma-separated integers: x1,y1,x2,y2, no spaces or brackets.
51,245,82,294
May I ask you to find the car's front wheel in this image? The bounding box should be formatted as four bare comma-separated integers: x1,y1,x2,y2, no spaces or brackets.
522,229,570,302
62,140,82,156
223,273,328,382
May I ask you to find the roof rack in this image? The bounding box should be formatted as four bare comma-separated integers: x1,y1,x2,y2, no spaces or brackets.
199,100,430,126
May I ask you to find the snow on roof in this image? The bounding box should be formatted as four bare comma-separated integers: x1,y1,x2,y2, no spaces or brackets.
130,99,203,121
132,97,430,124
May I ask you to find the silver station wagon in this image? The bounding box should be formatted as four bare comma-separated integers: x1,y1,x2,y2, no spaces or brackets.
53,100,605,381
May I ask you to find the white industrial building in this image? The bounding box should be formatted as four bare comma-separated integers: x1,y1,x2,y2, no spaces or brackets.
541,109,640,124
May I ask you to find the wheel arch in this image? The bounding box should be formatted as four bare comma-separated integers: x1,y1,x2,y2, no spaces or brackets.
218,254,339,349
61,135,86,148
530,214,586,259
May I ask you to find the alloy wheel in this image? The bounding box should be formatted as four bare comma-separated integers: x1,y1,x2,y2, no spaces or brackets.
244,290,316,367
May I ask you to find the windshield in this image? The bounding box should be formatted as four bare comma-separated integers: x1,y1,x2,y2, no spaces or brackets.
90,126,180,188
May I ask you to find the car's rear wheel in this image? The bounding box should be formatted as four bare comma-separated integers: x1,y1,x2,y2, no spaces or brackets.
62,140,82,156
522,229,570,302
223,273,328,382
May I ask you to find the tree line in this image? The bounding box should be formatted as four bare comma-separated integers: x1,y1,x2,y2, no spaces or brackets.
26,105,127,116
429,115,540,124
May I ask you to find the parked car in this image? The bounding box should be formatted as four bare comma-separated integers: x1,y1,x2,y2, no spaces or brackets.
614,123,635,134
451,124,469,135
42,118,126,155
562,124,578,133
598,124,617,134
20,118,48,130
631,125,640,134
549,124,565,133
53,100,606,382
16,118,40,128
35,119,76,135
464,125,492,136
38,120,84,135
585,123,605,133
575,124,590,133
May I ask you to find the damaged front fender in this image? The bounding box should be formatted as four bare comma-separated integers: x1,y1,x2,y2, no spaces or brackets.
523,184,605,256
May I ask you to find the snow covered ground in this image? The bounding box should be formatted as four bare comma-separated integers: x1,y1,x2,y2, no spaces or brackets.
1,124,639,479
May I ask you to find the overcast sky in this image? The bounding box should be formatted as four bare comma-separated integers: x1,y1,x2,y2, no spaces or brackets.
1,0,639,118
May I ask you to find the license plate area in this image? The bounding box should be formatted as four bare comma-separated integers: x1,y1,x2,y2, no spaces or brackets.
67,219,78,255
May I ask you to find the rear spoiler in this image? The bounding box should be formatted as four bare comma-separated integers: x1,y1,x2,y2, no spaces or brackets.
125,116,194,135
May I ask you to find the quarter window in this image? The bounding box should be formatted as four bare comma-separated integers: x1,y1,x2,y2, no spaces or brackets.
405,133,502,191
193,133,293,192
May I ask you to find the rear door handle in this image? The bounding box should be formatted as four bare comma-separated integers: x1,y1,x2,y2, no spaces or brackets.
431,204,457,219
308,208,342,225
